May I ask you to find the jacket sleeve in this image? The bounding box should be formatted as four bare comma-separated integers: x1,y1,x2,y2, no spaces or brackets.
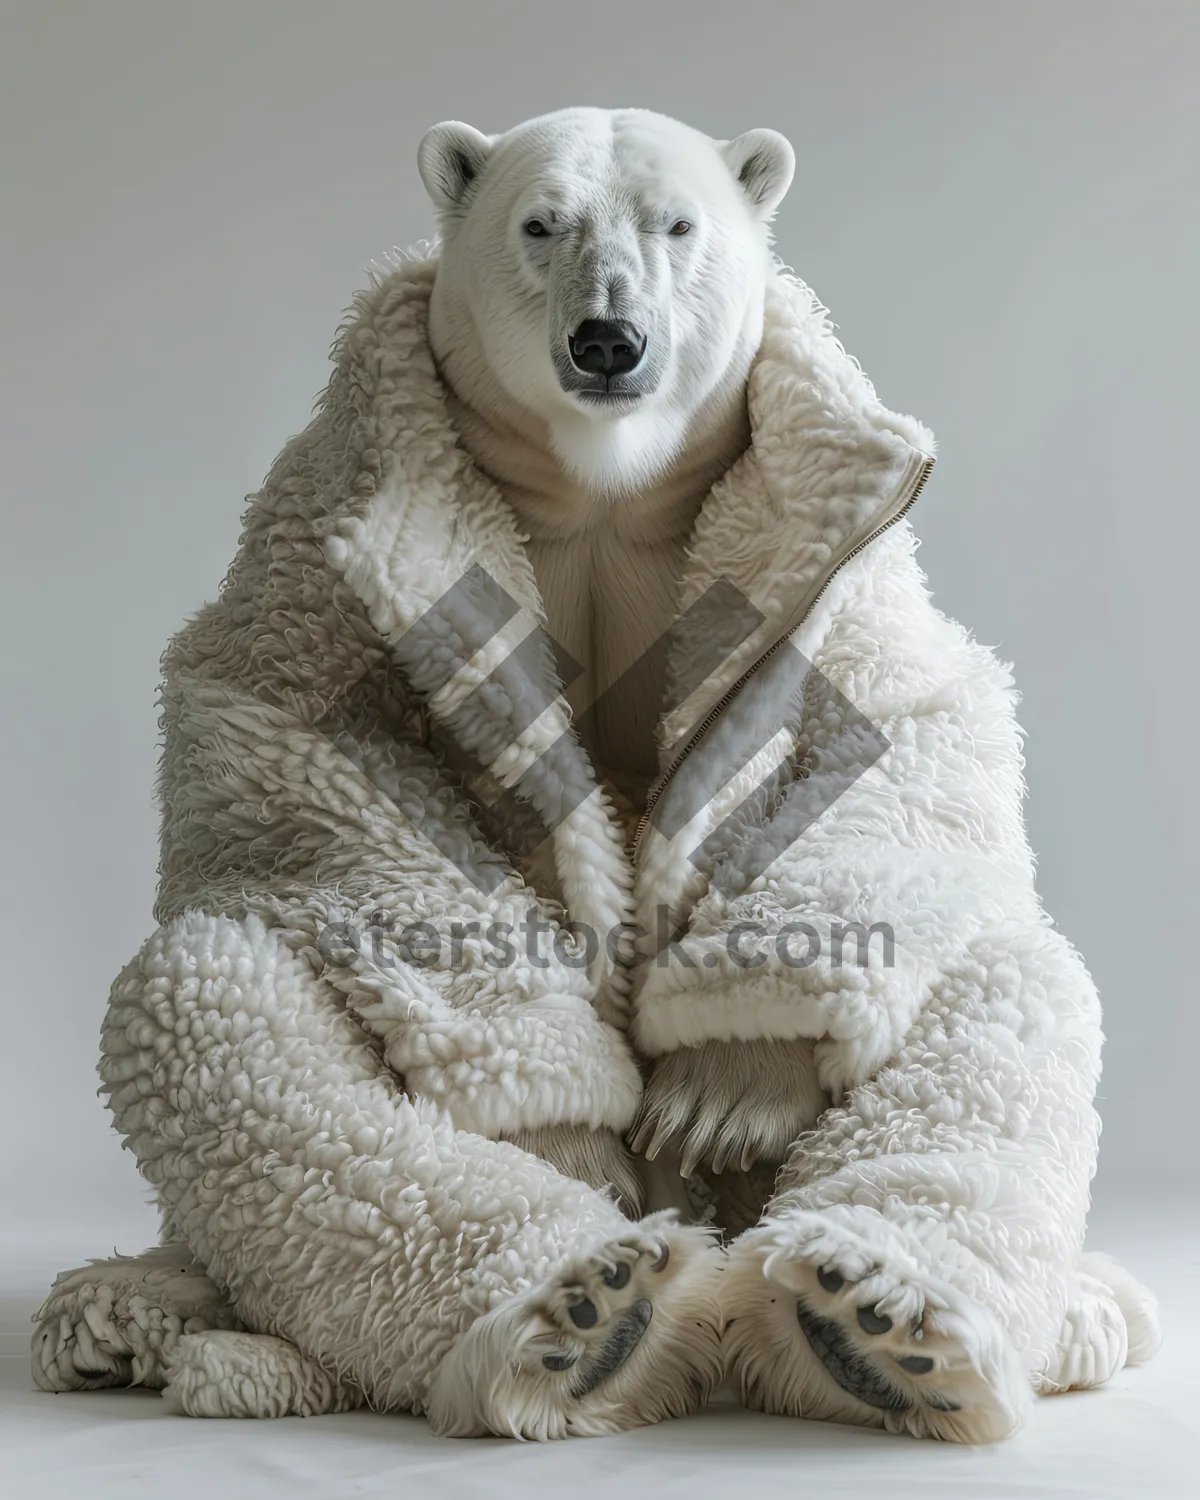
630,526,1043,1096
158,671,642,1140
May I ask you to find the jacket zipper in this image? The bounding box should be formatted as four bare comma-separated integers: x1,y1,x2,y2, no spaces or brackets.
631,449,936,864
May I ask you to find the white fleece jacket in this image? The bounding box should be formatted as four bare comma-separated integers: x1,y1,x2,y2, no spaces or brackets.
83,252,1135,1429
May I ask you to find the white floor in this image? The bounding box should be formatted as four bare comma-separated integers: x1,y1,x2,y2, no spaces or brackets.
3,1201,1196,1500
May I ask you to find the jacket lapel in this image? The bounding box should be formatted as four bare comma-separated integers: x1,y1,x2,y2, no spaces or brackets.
635,269,935,953
659,270,935,754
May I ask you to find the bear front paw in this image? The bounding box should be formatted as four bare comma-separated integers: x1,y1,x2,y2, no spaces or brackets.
630,1038,828,1178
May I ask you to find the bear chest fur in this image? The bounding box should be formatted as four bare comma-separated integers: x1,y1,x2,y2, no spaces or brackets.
509,483,704,807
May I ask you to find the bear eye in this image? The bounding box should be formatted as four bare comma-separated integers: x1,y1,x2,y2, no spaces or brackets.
669,219,692,236
523,218,550,237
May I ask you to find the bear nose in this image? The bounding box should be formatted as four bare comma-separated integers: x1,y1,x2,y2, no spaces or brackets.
568,319,646,378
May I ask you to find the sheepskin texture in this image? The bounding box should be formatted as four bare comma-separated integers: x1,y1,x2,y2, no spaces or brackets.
32,1244,242,1394
33,251,1158,1441
32,253,727,1439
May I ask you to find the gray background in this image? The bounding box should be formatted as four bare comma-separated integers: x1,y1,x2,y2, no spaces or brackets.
1,0,1196,1245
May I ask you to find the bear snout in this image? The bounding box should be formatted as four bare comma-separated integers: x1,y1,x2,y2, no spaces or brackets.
567,319,647,380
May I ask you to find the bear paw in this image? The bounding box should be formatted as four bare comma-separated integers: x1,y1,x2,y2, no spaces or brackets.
630,1039,826,1179
723,1205,1031,1442
427,1214,724,1439
32,1244,240,1394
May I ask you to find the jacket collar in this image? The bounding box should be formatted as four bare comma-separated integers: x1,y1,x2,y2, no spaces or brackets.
658,271,934,751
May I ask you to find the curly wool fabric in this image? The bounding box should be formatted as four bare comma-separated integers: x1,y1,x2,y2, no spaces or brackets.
34,254,1155,1437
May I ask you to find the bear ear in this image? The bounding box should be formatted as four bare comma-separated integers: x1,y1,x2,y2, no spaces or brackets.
417,121,494,212
720,129,796,220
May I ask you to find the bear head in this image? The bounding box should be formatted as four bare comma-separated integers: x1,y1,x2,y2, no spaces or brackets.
418,106,794,495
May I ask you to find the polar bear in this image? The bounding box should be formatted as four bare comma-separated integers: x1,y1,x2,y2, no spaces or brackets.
34,107,1159,1442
